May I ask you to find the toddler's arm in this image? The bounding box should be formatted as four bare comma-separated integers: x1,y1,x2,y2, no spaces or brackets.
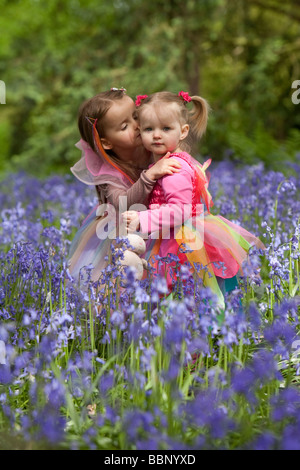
104,155,181,210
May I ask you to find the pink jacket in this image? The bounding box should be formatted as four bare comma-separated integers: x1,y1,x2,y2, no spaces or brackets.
138,154,199,236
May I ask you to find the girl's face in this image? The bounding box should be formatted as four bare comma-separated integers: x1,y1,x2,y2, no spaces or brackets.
139,103,189,160
101,95,142,162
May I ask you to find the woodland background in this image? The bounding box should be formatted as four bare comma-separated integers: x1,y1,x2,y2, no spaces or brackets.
0,0,300,176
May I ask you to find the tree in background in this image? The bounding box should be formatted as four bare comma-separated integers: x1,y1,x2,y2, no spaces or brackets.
0,0,299,175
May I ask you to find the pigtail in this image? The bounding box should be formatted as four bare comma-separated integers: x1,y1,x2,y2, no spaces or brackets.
189,96,210,139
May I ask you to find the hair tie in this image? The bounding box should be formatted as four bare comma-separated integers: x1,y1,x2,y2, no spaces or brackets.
110,87,127,93
135,95,148,107
178,91,192,103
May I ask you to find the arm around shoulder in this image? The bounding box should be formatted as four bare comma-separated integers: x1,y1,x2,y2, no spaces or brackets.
104,171,156,210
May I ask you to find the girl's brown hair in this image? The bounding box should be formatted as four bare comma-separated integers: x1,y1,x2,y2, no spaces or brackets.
78,90,141,183
138,91,209,152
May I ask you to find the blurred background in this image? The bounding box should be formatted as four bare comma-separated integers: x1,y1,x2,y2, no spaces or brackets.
0,0,300,176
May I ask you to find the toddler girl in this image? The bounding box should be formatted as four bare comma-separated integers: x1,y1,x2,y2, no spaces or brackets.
123,91,264,307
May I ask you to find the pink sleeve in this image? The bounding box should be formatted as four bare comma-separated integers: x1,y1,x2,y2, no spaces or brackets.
138,159,194,234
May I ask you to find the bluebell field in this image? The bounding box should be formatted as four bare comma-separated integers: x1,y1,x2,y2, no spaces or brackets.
0,158,299,450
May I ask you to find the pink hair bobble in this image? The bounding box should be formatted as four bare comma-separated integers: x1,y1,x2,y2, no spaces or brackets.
135,95,148,107
178,91,192,103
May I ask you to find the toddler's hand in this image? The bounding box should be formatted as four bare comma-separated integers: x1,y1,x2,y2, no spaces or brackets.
146,153,181,180
122,211,141,233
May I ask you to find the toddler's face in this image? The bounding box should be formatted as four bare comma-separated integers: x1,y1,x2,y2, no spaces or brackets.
101,95,142,162
139,103,189,159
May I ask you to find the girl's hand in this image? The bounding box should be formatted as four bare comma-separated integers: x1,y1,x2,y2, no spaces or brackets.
145,153,181,181
122,210,141,233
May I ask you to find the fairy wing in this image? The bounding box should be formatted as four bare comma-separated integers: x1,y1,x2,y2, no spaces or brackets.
193,158,214,213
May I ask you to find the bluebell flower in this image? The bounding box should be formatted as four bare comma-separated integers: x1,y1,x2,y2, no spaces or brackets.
281,424,300,450
44,378,66,407
231,366,258,405
264,318,297,358
270,387,300,422
99,370,114,396
35,406,67,444
247,302,262,331
105,405,120,425
134,286,150,304
252,349,281,382
110,310,125,328
0,365,12,384
123,409,155,443
136,437,161,450
251,431,277,450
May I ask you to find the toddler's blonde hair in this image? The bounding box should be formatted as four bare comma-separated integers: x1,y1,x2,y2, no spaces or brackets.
138,91,210,152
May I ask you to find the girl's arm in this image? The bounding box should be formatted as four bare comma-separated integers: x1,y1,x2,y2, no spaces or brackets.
104,155,181,210
104,169,157,209
124,159,194,233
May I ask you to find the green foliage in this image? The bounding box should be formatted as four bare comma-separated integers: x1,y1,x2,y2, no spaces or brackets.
0,0,300,175
0,115,10,172
205,119,300,169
